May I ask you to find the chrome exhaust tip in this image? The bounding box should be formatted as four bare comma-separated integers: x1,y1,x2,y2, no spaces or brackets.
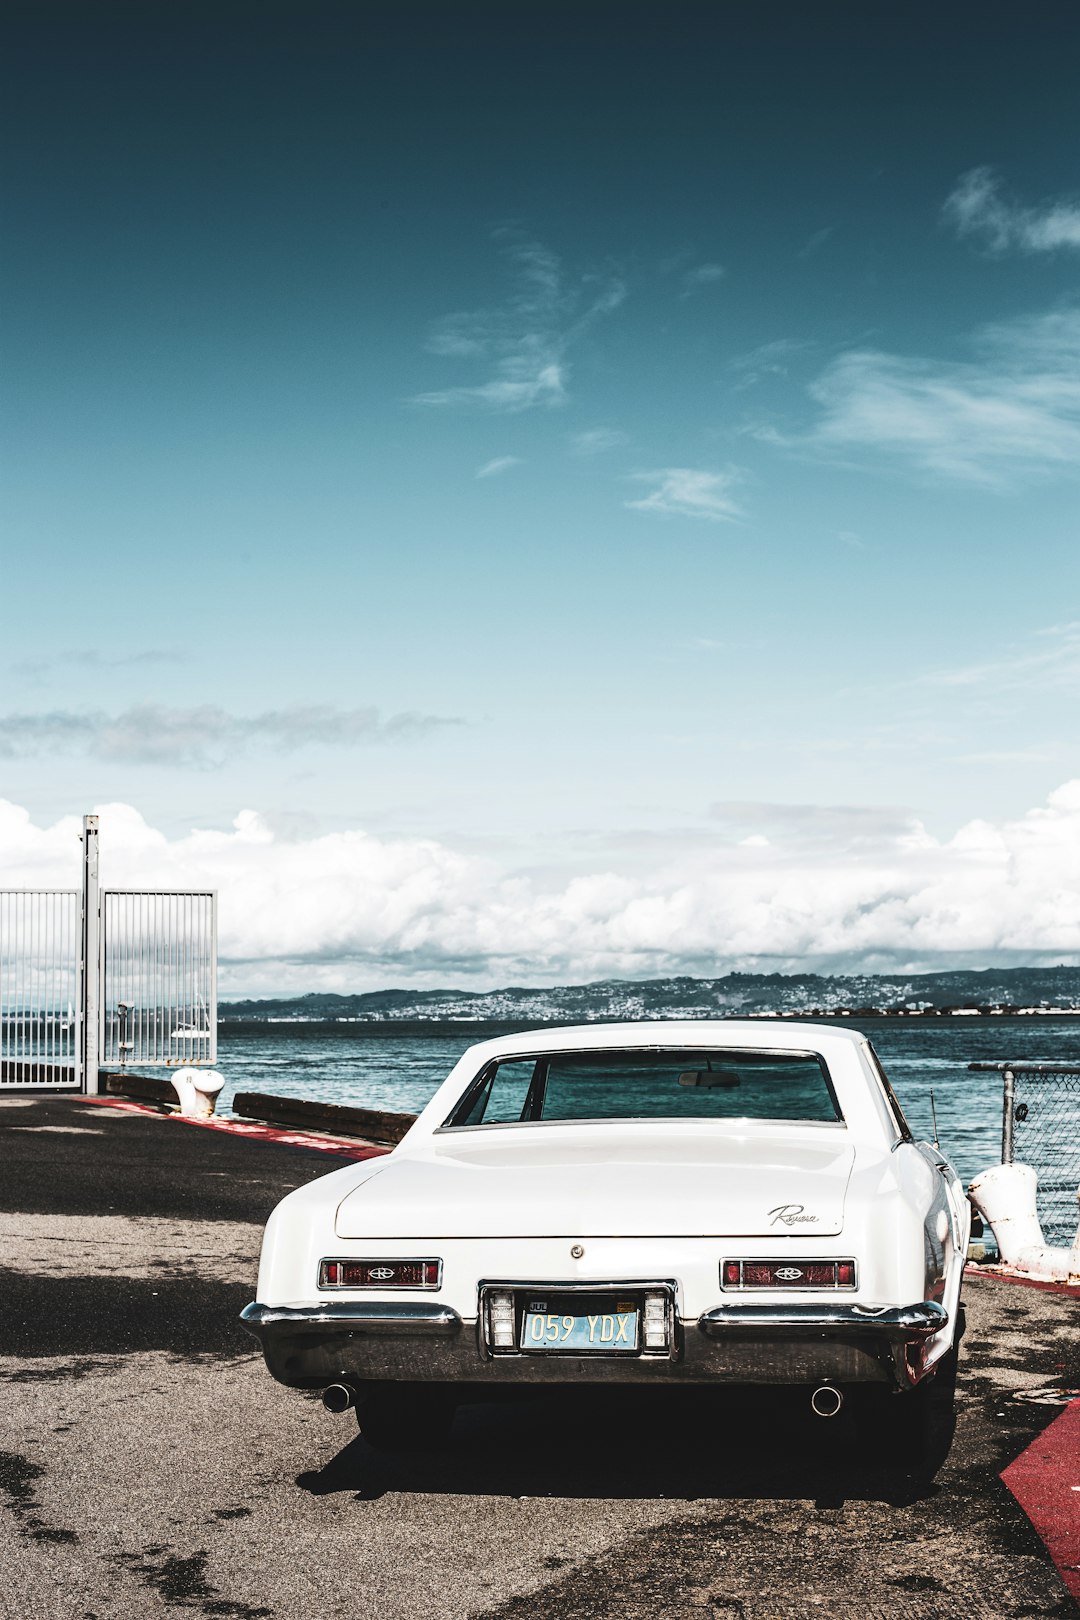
322,1383,356,1414
810,1385,844,1418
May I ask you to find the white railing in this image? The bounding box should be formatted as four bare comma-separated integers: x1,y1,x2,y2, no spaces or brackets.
101,889,217,1069
0,889,81,1087
1,816,217,1093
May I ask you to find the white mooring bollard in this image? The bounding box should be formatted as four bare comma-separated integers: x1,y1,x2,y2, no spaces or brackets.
170,1068,226,1120
969,1161,1080,1284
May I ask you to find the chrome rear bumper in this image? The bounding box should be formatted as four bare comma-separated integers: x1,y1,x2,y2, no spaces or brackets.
240,1297,948,1393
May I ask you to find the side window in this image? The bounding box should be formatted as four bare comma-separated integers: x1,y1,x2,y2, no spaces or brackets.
481,1059,536,1124
452,1058,537,1126
866,1043,912,1142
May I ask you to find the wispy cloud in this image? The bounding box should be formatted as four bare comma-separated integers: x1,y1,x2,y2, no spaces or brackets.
796,226,833,261
955,749,1056,766
709,799,919,851
944,167,1080,254
908,620,1080,696
11,648,185,679
0,704,461,767
414,233,625,412
626,468,742,523
728,338,811,392
475,455,522,479
569,427,627,457
680,261,726,297
797,307,1080,485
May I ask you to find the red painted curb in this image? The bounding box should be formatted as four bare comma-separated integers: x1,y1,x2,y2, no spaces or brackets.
966,1265,1080,1301
1002,1399,1080,1602
78,1095,388,1161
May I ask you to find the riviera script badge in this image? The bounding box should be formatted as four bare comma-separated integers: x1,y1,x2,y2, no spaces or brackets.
767,1204,820,1227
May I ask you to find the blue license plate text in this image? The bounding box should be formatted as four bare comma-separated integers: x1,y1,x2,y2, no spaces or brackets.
521,1309,639,1352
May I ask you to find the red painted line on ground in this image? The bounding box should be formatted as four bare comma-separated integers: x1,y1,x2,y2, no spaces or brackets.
966,1264,1080,1301
1002,1399,1080,1601
78,1095,388,1161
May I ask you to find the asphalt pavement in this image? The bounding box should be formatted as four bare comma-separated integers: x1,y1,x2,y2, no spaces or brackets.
1,1093,1077,1620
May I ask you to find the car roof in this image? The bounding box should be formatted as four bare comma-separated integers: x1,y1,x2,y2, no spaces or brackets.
455,1019,869,1064
400,1018,904,1150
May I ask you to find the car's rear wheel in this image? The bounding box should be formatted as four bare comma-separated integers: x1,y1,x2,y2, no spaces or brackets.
852,1337,960,1483
904,1343,960,1477
355,1382,458,1452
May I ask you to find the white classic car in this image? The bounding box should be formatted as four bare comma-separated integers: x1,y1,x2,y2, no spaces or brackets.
242,1021,969,1470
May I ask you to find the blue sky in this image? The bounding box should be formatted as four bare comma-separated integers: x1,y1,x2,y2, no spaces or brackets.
3,3,1080,988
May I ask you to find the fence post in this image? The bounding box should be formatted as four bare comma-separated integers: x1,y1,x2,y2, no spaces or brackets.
1001,1067,1015,1164
81,815,101,1096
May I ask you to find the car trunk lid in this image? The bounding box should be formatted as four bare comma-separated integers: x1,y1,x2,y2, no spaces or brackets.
334,1128,856,1238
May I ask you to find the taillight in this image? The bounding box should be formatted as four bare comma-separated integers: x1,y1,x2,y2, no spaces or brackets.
319,1259,441,1289
721,1259,857,1290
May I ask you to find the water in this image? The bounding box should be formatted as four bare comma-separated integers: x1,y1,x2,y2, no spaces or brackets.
216,1025,477,1121
216,1016,1080,1240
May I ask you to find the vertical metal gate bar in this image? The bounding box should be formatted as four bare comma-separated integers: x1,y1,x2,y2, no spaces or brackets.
82,816,100,1095
209,890,217,1066
3,896,9,1078
154,892,160,1064
28,887,35,1083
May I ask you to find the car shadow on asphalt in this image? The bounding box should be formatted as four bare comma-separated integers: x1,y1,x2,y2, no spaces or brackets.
296,1385,945,1509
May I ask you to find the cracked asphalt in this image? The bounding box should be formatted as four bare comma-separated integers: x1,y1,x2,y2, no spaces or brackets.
1,1094,1077,1620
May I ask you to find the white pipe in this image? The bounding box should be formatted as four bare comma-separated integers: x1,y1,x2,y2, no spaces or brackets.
170,1067,225,1120
969,1162,1080,1284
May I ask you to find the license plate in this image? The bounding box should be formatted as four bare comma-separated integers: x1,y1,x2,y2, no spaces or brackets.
521,1305,639,1353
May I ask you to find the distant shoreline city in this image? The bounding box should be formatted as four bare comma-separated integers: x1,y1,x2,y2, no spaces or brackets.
219,967,1080,1025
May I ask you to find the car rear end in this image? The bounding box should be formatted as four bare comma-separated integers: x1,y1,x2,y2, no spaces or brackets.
241,1023,966,1460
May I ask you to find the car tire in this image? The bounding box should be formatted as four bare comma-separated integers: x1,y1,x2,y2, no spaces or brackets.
869,1340,960,1483
906,1347,959,1474
850,1310,963,1484
355,1382,458,1452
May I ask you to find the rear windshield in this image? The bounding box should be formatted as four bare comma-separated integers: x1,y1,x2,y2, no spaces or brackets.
443,1048,842,1128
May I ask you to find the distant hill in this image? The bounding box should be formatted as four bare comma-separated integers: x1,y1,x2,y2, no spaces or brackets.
220,967,1080,1022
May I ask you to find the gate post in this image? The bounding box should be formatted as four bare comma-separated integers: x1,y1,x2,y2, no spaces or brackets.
1001,1068,1016,1164
81,815,101,1096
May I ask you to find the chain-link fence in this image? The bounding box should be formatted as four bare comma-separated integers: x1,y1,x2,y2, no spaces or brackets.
970,1062,1080,1246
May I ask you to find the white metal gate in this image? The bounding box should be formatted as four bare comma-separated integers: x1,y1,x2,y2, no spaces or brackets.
102,890,217,1069
0,816,217,1093
0,890,81,1088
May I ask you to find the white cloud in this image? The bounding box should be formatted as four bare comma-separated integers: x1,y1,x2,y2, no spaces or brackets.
728,338,812,392
475,456,522,479
11,649,185,680
0,704,459,767
944,167,1080,254
627,467,743,523
709,800,920,851
799,308,1080,485
680,261,726,296
569,427,627,456
414,234,625,412
908,620,1080,696
796,226,833,261
5,784,1080,991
